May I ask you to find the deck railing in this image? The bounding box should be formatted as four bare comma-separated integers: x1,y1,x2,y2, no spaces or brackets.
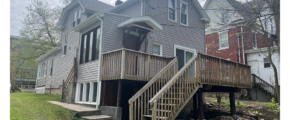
198,53,251,88
101,48,174,81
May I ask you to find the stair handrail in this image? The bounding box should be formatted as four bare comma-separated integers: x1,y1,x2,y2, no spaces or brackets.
62,58,77,96
128,57,178,104
252,74,275,89
149,54,199,105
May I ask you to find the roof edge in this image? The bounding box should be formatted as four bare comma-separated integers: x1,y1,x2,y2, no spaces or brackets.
192,0,210,22
35,47,61,62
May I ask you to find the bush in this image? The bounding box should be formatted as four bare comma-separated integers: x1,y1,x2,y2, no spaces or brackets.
268,98,280,114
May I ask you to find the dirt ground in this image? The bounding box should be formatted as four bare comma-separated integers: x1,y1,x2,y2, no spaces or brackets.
204,96,280,120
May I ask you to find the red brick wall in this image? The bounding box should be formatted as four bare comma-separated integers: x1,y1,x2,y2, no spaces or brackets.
206,26,245,63
206,26,268,64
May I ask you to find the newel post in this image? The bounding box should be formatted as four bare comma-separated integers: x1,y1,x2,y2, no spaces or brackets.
121,49,126,79
151,102,157,120
146,55,151,80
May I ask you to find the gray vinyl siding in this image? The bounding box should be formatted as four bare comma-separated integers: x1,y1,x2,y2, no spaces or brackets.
115,1,141,17
101,13,131,53
143,0,206,57
36,4,86,88
77,21,102,82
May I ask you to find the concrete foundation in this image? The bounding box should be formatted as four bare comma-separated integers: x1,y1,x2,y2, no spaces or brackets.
100,106,122,120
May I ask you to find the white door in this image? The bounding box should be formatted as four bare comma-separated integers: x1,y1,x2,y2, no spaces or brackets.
248,61,259,76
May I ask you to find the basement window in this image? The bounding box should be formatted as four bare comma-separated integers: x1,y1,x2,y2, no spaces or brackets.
76,82,98,104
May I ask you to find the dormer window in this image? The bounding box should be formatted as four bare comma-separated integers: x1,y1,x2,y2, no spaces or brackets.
73,9,82,27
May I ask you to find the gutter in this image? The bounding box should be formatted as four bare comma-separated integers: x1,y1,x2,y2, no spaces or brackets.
96,13,104,109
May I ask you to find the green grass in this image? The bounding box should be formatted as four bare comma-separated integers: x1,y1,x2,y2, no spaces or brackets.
10,92,77,120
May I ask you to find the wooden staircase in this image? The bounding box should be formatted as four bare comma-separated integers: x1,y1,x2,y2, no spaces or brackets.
252,74,278,102
129,54,202,120
61,58,77,100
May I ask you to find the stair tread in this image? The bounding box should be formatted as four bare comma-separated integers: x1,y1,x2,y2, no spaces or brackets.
149,109,172,112
82,115,112,119
143,115,168,119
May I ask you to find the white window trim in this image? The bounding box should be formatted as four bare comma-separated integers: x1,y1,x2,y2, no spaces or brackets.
180,1,188,26
75,81,98,104
252,31,258,49
63,36,67,56
168,0,177,22
153,42,162,56
49,58,53,77
174,45,197,58
218,30,229,50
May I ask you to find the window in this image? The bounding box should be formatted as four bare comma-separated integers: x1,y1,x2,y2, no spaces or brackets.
180,2,188,25
153,43,162,56
75,48,79,58
73,9,81,27
77,82,98,103
50,58,53,76
38,62,46,79
63,36,67,56
77,9,81,24
264,58,271,68
168,0,176,21
80,27,101,64
222,11,229,22
219,31,228,49
252,33,257,49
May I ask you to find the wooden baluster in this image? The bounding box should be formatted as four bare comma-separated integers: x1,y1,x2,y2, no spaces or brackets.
141,93,143,120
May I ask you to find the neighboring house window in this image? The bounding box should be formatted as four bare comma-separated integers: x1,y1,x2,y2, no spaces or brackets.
219,31,228,49
168,0,176,21
264,58,271,68
80,27,101,64
180,2,188,25
252,33,257,49
63,36,67,56
222,11,229,22
153,43,162,56
77,82,98,103
50,58,53,76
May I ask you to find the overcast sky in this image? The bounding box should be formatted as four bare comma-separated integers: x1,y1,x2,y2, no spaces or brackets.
10,0,207,36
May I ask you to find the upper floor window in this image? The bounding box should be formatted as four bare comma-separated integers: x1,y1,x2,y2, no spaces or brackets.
219,31,229,49
168,0,176,21
73,9,82,27
80,27,101,64
50,58,53,76
222,11,229,23
252,33,257,49
153,43,162,56
180,2,188,25
264,58,271,68
63,36,67,56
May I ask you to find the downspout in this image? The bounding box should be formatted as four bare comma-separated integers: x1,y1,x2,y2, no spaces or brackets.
96,13,104,109
140,0,143,16
241,27,245,64
237,30,241,63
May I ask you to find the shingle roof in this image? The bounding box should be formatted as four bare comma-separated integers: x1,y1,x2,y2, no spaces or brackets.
78,0,114,13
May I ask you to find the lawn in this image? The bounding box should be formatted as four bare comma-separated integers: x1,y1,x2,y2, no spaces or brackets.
10,92,77,120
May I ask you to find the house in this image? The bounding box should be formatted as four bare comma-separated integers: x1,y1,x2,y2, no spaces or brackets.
10,35,37,92
203,0,279,102
35,0,252,119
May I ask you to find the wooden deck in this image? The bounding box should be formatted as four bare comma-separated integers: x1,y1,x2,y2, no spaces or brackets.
100,49,251,89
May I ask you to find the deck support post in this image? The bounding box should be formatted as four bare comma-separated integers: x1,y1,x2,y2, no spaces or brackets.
117,80,122,107
121,49,126,79
102,81,106,105
197,91,204,120
193,94,198,119
229,92,236,115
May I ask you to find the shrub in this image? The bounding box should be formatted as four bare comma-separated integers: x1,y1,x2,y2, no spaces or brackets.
268,98,280,114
